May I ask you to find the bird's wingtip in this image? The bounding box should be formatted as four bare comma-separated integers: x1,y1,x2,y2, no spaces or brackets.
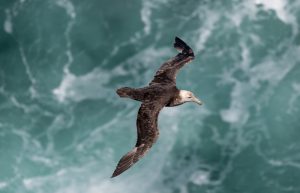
173,36,194,57
111,169,122,178
111,173,117,178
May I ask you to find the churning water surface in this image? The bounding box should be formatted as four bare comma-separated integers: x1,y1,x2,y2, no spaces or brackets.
1,0,300,193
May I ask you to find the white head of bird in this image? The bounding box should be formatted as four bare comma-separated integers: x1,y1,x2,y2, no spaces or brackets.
179,90,203,105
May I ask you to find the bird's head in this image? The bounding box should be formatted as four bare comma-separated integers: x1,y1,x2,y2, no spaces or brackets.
179,90,203,105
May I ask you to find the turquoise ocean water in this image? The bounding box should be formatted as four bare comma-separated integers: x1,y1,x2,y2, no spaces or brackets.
1,0,300,192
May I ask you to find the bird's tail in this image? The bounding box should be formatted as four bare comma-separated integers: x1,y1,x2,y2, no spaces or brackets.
173,36,194,57
116,87,133,98
111,144,149,178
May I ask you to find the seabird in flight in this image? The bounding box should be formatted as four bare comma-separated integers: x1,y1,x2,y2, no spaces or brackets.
111,37,202,178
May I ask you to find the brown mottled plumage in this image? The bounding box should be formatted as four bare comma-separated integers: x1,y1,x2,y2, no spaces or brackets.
112,37,202,178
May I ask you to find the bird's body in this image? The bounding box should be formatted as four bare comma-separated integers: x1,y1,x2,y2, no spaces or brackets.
112,37,202,178
117,84,178,105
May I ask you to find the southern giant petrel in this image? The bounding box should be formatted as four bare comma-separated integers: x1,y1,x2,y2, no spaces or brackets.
112,37,202,178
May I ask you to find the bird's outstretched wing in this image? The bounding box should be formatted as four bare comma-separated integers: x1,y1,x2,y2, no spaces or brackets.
150,37,195,85
111,102,163,178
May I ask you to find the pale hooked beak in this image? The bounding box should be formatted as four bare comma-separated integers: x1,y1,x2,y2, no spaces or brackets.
192,96,203,105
